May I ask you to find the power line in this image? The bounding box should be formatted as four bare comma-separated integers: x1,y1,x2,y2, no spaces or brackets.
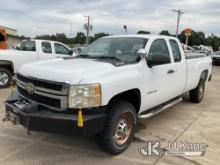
172,9,184,37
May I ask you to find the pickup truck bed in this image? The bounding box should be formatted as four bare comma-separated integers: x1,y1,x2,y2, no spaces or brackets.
185,52,208,59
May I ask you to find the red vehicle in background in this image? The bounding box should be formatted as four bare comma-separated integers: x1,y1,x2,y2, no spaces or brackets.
0,29,6,49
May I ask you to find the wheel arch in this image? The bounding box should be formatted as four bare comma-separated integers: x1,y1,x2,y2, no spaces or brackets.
107,88,141,113
200,70,208,82
0,60,14,74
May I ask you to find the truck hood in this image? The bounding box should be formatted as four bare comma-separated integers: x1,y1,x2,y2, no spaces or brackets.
19,58,119,84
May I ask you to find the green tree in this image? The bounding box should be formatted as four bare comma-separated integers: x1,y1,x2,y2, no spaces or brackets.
35,33,70,44
178,30,206,46
93,33,109,41
137,31,151,34
205,34,220,51
159,30,172,36
73,32,86,44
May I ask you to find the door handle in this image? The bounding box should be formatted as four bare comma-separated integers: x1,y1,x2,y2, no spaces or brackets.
167,69,175,74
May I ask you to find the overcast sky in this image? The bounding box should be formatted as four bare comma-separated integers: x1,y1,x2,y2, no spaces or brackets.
0,0,219,37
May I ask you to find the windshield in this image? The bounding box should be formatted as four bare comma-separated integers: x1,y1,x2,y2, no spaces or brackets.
80,37,148,63
20,41,36,51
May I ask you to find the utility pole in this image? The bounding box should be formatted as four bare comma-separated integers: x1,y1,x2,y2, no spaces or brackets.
69,23,72,38
84,16,93,45
172,9,184,37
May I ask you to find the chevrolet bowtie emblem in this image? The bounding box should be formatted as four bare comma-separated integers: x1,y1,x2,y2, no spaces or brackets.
25,83,35,94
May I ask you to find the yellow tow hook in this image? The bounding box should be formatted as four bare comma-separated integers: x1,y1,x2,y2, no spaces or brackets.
77,108,84,127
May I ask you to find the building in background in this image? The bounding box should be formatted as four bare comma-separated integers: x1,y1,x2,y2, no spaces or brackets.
0,25,22,49
0,28,6,49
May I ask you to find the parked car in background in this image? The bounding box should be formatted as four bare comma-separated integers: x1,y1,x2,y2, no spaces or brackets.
5,35,212,154
211,51,220,64
0,39,75,88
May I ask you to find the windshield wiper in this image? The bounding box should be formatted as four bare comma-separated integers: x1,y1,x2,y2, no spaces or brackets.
94,56,122,62
77,54,91,58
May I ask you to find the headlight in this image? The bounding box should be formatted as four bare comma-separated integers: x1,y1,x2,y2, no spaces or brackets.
68,84,101,108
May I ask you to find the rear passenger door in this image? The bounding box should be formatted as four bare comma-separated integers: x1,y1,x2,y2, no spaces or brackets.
168,39,187,95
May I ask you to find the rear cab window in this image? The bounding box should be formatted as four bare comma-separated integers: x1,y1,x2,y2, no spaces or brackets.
41,42,52,54
20,41,36,51
169,40,181,62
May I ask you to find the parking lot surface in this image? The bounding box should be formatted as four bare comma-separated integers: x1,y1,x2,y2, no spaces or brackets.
0,66,220,165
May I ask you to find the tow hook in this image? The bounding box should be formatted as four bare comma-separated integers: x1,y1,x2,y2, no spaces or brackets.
77,108,84,127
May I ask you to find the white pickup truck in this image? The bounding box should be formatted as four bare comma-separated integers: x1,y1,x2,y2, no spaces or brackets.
0,39,75,88
4,35,212,155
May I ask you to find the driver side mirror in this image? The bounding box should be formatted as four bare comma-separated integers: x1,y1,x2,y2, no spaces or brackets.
137,48,147,59
147,54,170,68
69,50,73,55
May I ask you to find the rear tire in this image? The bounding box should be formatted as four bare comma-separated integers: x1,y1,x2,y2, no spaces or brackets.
96,101,137,155
0,68,12,88
189,78,205,103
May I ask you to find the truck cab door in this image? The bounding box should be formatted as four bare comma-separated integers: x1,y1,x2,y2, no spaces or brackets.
142,38,177,110
53,43,73,58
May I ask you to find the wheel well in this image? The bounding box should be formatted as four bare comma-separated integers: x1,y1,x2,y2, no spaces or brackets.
108,89,141,113
0,61,14,74
201,70,208,81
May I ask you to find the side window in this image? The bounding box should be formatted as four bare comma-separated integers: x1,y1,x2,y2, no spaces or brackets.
20,41,36,51
41,42,52,54
148,39,170,64
169,40,181,62
55,43,70,55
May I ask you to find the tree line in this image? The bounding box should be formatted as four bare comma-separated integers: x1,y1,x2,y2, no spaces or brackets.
34,30,220,51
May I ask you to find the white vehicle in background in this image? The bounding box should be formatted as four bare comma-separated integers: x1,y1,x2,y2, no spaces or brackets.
0,39,75,88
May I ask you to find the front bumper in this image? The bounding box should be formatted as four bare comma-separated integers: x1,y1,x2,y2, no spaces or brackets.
4,91,107,136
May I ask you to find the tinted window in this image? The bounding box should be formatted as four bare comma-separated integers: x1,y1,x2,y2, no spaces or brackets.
20,41,36,51
41,42,52,53
169,40,181,62
55,43,70,55
148,39,170,64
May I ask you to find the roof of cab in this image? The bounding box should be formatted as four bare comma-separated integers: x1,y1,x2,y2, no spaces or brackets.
21,39,59,43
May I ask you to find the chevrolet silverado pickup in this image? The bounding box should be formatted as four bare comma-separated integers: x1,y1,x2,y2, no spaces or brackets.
0,39,75,88
4,35,212,155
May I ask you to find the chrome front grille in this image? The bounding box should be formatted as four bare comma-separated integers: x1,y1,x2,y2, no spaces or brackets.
16,74,69,111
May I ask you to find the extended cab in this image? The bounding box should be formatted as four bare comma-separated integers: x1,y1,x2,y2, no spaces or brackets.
0,39,75,88
4,35,212,155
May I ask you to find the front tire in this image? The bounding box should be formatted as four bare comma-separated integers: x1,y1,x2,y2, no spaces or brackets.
0,68,12,88
96,101,137,155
